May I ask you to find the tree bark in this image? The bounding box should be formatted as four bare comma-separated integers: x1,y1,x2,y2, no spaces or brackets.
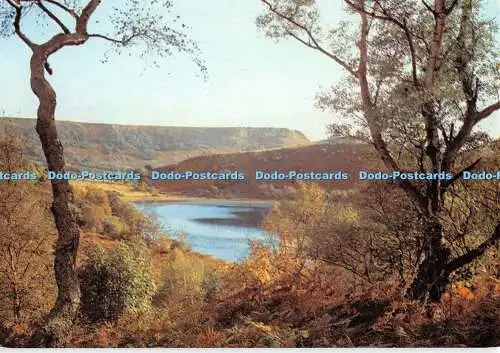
346,0,499,304
12,282,21,322
27,51,81,348
406,217,450,302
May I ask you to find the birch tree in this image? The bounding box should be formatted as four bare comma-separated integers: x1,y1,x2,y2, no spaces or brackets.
0,0,205,346
257,0,499,302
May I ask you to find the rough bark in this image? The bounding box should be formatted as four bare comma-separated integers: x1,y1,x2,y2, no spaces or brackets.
19,2,102,346
405,0,499,302
406,217,450,301
27,51,81,348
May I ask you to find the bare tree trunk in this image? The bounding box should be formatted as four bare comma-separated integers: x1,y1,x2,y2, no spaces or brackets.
11,282,21,322
407,217,450,302
27,52,81,348
8,245,22,322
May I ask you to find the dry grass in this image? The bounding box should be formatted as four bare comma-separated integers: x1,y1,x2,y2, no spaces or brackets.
2,180,497,348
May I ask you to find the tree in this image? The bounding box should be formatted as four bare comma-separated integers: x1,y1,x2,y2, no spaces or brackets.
257,0,500,302
0,0,205,346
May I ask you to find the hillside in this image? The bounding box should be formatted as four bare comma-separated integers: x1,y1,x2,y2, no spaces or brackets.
0,118,311,170
154,142,383,199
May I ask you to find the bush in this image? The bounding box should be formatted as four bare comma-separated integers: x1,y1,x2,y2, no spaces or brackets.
103,216,128,239
0,131,57,324
78,240,156,323
108,191,147,238
74,186,112,233
157,253,220,306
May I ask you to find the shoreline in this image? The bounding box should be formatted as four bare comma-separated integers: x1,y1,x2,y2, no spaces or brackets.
70,181,274,205
128,194,275,205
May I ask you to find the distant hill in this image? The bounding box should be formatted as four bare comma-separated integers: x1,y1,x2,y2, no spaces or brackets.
0,118,311,170
154,142,382,199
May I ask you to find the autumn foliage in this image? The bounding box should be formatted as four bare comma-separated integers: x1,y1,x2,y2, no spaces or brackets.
0,136,498,347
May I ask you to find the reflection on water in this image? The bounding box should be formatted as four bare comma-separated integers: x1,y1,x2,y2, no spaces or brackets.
134,202,272,262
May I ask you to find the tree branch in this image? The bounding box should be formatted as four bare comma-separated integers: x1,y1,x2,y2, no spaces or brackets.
35,0,71,34
356,0,426,210
9,2,37,50
346,0,420,86
423,0,446,88
88,33,126,44
30,0,104,60
445,222,500,274
283,28,314,49
441,157,481,189
6,0,20,9
43,0,78,18
445,0,460,15
76,0,102,34
403,19,419,87
421,0,435,16
441,2,492,173
476,101,500,122
261,0,358,78
88,32,145,46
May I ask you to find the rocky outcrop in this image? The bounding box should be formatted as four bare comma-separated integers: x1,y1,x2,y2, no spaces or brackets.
0,118,310,170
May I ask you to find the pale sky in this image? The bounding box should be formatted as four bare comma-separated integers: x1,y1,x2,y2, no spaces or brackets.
0,0,498,141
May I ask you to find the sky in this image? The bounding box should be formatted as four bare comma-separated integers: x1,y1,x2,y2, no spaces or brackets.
0,0,499,141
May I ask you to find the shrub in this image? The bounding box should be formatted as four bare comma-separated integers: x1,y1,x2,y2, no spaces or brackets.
202,268,221,301
0,131,57,324
103,216,128,239
74,186,112,233
157,253,220,306
78,240,156,323
108,191,148,238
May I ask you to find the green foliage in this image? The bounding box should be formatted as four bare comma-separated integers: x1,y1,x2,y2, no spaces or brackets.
103,216,128,239
78,240,157,323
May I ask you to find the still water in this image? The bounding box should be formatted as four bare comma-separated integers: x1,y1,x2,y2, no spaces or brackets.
134,202,272,262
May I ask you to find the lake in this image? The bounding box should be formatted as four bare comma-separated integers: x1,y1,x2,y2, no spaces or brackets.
134,201,273,262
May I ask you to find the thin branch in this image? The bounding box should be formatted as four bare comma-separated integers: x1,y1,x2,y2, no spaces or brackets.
43,0,78,18
445,0,460,15
440,123,449,145
441,157,481,189
261,0,358,78
346,0,420,87
421,0,435,16
6,0,20,9
88,33,126,44
373,77,384,105
284,28,314,49
445,222,500,274
476,101,500,122
403,19,419,87
35,0,70,34
441,2,492,172
88,32,145,46
8,2,37,49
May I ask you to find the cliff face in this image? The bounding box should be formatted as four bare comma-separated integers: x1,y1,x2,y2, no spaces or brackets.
0,118,311,170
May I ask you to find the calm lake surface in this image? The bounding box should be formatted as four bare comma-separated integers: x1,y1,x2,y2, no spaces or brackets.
134,202,272,262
